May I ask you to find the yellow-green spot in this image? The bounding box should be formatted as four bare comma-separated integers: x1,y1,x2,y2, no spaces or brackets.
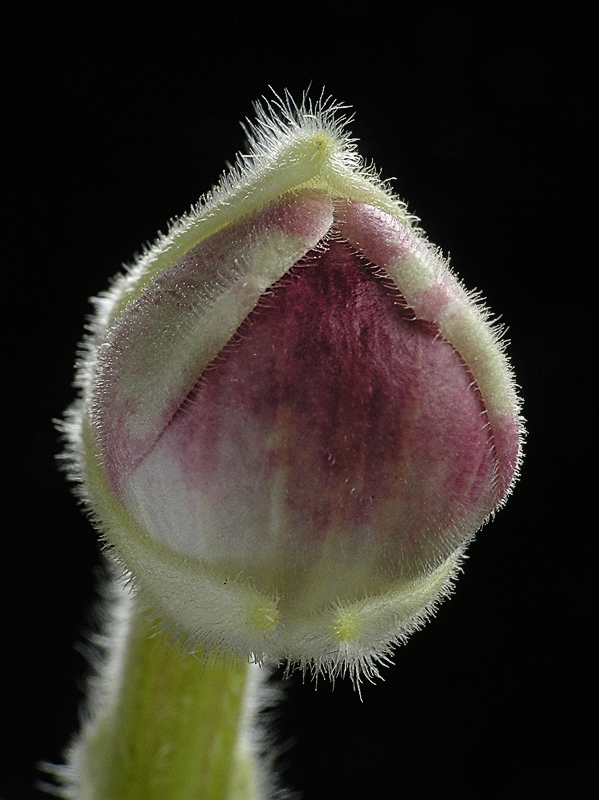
247,600,279,632
310,132,334,152
332,607,363,643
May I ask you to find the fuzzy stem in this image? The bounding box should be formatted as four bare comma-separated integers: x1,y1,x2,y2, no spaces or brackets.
50,573,264,800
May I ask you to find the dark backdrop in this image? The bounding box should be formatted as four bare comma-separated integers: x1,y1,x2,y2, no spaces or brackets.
4,5,594,799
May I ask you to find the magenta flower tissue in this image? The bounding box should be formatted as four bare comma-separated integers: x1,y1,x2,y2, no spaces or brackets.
64,95,523,683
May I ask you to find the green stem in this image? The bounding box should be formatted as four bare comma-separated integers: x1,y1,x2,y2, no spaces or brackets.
54,576,262,800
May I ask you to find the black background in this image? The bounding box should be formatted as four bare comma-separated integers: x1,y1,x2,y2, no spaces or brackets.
3,5,595,799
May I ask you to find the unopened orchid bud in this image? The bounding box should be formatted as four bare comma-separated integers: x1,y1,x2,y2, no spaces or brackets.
64,95,523,682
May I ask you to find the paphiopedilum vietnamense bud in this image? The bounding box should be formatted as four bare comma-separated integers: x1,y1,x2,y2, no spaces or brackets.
64,94,523,683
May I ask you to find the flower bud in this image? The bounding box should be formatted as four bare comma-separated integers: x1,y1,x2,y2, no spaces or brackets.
64,95,523,682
